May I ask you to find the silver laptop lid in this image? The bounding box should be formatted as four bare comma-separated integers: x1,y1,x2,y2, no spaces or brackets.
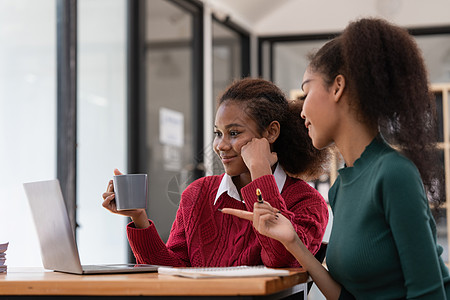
24,179,83,274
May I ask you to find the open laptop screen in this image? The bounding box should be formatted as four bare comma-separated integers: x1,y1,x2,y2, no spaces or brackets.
23,179,158,274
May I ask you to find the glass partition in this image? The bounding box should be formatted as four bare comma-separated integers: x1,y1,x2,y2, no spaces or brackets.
77,0,128,264
0,0,56,267
210,20,245,175
144,0,198,242
273,41,326,96
416,34,450,83
212,20,242,110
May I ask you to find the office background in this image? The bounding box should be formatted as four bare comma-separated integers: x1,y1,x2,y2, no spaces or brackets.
1,0,450,278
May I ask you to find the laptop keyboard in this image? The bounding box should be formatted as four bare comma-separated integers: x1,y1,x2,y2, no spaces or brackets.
82,264,121,271
82,264,157,271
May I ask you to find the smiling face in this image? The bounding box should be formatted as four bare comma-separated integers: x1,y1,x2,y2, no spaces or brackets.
300,67,340,150
213,101,262,177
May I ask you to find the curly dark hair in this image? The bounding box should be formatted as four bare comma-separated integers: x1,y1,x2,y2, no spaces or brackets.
218,77,329,180
309,18,443,207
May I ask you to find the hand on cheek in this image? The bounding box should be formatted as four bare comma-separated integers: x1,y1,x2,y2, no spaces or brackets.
241,138,278,180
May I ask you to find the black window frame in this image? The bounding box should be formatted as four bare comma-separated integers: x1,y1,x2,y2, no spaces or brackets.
56,0,78,236
258,25,450,81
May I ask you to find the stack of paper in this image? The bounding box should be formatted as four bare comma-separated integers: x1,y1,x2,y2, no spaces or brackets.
0,242,8,273
158,265,290,279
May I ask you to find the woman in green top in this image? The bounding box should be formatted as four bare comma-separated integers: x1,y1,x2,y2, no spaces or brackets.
222,18,450,299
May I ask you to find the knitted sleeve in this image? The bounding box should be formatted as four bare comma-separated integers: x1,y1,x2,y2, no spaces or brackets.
241,175,328,267
126,177,206,267
126,218,189,266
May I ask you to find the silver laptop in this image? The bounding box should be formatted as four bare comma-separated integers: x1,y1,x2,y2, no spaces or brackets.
23,179,159,275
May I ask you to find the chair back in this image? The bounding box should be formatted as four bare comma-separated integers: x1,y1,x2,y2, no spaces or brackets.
314,241,328,263
307,242,328,294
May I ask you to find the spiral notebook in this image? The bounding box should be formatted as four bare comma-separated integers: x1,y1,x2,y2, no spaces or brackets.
158,265,290,279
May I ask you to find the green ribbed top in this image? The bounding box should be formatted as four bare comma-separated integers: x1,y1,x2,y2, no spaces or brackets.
327,136,450,299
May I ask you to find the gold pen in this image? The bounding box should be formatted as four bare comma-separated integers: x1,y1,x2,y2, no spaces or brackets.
256,188,264,203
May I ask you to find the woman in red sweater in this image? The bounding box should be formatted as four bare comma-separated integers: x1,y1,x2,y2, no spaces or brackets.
102,78,329,267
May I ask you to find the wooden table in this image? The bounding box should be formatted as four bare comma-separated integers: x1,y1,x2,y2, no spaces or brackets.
0,267,309,299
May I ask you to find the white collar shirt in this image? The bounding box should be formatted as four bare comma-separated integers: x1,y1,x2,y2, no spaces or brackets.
213,164,287,205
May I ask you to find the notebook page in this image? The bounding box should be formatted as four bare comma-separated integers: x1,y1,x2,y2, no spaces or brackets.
158,265,290,279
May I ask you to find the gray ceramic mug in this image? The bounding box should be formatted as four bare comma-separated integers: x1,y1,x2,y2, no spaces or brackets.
113,174,148,210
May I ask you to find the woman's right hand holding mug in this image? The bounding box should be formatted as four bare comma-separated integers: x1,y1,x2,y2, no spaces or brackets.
101,168,150,229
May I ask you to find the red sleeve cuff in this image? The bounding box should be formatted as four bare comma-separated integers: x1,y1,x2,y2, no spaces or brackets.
126,220,167,262
241,175,284,211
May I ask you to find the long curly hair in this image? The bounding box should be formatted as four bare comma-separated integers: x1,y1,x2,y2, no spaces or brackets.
218,78,329,180
309,18,443,208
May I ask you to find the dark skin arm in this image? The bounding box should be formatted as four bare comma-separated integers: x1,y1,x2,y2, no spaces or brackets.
101,168,150,229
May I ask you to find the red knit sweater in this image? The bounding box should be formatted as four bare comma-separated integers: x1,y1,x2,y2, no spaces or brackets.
127,174,328,267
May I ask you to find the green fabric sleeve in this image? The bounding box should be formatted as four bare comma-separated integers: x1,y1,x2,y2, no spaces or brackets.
381,154,447,299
